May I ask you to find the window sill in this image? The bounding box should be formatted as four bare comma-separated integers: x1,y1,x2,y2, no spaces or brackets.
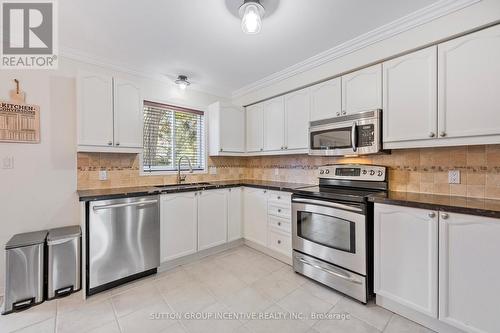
140,169,208,176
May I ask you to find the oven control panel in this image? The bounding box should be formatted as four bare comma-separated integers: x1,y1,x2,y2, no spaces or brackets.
318,164,386,181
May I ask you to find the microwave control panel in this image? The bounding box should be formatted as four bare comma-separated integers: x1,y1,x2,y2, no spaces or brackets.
357,124,375,147
318,164,386,182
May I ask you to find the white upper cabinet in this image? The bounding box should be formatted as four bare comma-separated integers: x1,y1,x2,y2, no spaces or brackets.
284,88,310,150
160,192,197,262
374,204,438,318
438,25,500,141
243,187,268,247
77,72,114,147
246,103,264,152
382,46,438,147
197,189,228,251
342,64,382,114
263,96,285,152
208,102,245,155
113,78,143,148
77,71,143,152
310,77,342,121
439,212,500,333
227,187,243,242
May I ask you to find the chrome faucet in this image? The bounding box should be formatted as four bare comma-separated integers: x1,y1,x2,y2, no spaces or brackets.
177,156,193,184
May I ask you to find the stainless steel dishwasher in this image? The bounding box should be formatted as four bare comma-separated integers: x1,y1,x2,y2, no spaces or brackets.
87,195,159,295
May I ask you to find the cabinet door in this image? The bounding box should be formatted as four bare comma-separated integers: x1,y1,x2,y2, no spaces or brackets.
383,46,438,145
310,78,342,121
374,204,438,318
246,103,264,152
77,72,114,147
263,96,285,151
160,192,197,262
284,89,310,150
439,212,500,333
243,187,268,247
198,189,228,251
342,64,382,114
220,106,245,153
113,78,143,148
227,187,243,242
438,25,500,140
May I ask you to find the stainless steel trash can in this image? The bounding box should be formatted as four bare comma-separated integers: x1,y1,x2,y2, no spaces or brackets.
2,230,47,314
47,226,81,299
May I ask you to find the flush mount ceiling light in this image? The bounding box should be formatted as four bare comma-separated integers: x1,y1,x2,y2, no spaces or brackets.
175,75,190,90
239,0,265,34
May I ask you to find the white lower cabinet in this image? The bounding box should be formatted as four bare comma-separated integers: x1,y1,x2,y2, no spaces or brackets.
439,212,500,333
160,192,198,262
374,204,438,318
243,187,268,247
197,189,228,251
227,187,243,242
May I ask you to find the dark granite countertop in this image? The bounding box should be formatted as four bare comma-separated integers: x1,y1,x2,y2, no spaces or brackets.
368,191,500,219
77,179,314,202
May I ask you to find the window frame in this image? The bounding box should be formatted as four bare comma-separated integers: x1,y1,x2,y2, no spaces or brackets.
140,99,208,176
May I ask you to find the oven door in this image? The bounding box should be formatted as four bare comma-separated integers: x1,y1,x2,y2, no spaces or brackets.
308,110,381,156
292,196,366,275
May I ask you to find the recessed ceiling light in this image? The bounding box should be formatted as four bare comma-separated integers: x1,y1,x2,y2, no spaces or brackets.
239,0,265,34
175,75,190,90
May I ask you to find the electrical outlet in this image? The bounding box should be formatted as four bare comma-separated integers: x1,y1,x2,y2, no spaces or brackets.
99,170,108,181
209,166,217,175
448,170,461,184
274,168,279,176
2,156,14,169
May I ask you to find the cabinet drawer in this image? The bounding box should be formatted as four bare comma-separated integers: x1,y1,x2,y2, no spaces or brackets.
268,204,291,220
268,191,291,207
268,215,291,234
267,229,292,257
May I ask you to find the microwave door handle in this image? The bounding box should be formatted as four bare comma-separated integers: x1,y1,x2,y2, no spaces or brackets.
351,122,357,152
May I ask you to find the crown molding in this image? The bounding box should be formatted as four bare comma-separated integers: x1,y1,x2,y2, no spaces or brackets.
231,0,481,99
59,46,231,98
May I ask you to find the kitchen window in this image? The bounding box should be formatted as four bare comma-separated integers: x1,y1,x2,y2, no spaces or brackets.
143,100,205,172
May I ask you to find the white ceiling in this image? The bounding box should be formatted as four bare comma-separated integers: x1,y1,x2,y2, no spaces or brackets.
60,0,439,96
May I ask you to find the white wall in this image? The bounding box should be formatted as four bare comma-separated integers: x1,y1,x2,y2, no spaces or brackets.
0,58,226,295
233,0,500,105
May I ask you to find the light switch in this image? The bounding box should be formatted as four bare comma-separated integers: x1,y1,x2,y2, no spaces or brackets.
2,156,14,169
99,170,108,181
209,166,217,175
448,170,460,184
274,168,279,176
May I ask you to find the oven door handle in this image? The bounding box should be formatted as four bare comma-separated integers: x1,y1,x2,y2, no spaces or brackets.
292,198,363,213
298,258,362,285
351,121,358,152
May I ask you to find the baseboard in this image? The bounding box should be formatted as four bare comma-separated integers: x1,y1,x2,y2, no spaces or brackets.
376,295,466,333
243,239,292,265
158,238,244,272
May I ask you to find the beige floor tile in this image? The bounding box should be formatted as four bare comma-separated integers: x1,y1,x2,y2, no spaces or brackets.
56,290,113,315
118,300,177,333
222,287,273,315
244,304,310,333
11,317,55,333
56,299,116,333
154,268,198,295
0,300,56,333
299,280,343,306
384,314,434,333
181,302,242,333
277,288,335,326
251,268,302,302
162,282,217,314
85,320,121,333
313,313,381,333
158,321,188,333
111,283,165,318
333,298,392,331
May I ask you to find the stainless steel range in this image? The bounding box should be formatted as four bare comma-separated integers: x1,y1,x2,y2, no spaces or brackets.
292,164,387,303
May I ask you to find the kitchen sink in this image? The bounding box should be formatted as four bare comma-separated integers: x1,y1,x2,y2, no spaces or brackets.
154,182,212,191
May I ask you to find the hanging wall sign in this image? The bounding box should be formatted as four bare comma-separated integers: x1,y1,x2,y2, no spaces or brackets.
0,79,40,143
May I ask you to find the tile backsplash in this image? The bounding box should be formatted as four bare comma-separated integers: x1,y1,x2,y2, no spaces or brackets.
77,145,500,199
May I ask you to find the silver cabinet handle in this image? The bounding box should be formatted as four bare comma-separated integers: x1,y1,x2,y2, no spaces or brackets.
351,121,357,152
93,199,157,211
260,148,263,151
342,111,347,115
284,146,288,149
277,196,281,200
281,146,284,150
278,208,282,213
107,141,112,146
277,240,281,244
298,258,362,284
429,132,435,138
220,148,223,152
441,213,449,220
336,112,340,116
116,142,120,146
428,212,436,218
277,222,281,226
440,132,446,137
292,197,363,213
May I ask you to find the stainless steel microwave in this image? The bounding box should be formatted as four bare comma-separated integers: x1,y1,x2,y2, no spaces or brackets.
309,110,382,156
